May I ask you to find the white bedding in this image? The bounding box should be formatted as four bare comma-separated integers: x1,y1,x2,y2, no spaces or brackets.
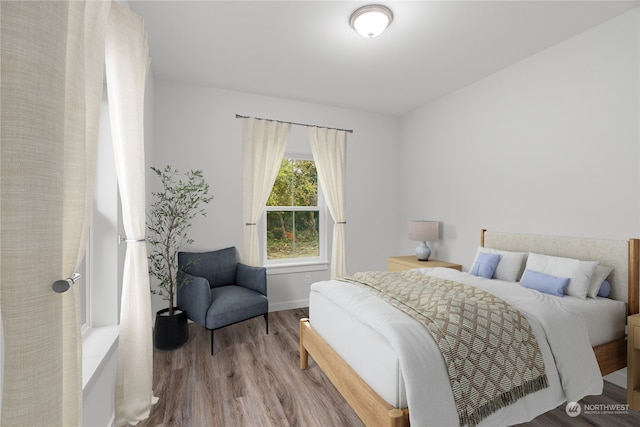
309,267,606,426
554,293,626,346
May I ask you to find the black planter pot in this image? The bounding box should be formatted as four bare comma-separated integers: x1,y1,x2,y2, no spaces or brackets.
154,308,189,350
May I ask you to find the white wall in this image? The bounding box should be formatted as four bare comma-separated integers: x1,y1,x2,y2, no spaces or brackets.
151,82,401,313
399,9,640,270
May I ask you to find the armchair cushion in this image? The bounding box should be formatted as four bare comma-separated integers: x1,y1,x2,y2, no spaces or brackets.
206,285,268,330
178,247,238,288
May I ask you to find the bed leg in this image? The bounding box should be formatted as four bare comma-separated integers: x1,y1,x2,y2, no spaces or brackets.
388,409,407,427
300,318,309,370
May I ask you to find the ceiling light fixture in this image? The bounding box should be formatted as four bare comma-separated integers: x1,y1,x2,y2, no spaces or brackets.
350,4,393,38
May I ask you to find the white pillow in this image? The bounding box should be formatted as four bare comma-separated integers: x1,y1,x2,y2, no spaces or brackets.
525,252,598,300
473,247,527,282
587,265,613,299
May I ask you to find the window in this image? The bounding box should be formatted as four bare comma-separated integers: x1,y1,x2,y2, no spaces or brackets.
264,155,326,266
84,86,120,331
81,83,120,395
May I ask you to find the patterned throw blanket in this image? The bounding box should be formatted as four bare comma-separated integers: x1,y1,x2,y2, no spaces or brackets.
341,271,548,427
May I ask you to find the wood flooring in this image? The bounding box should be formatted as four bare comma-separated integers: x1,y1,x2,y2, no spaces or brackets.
135,308,640,427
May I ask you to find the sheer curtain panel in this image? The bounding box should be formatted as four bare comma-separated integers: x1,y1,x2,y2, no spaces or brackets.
105,3,156,426
242,118,291,265
308,128,348,278
0,1,110,425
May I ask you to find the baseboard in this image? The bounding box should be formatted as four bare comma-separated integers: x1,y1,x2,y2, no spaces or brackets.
269,299,309,312
604,368,627,389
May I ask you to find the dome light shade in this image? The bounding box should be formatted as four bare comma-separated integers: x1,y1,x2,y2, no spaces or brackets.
350,4,393,38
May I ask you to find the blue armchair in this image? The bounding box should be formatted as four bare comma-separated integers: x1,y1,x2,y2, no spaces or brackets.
177,247,268,355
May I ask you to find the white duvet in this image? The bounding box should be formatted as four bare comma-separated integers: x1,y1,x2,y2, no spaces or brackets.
310,267,603,427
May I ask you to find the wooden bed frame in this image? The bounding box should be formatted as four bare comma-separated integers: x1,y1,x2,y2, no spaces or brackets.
299,230,640,427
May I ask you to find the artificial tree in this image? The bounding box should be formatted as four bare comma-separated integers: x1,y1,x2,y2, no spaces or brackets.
147,165,213,316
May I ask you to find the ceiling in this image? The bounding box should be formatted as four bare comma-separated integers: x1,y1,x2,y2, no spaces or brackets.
128,1,639,117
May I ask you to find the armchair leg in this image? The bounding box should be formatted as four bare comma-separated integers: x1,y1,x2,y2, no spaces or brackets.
264,312,269,335
209,313,268,356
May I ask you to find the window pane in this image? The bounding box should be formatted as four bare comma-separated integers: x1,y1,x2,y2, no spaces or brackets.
267,159,293,207
267,159,317,207
267,211,293,259
295,210,319,257
266,210,319,259
292,159,317,207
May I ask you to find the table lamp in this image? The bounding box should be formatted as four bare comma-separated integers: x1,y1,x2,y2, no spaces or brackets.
408,220,439,261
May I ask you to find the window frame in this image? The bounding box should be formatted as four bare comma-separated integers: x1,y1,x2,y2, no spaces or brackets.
261,153,328,271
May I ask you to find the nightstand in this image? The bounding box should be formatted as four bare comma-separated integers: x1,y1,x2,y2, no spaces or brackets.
387,256,462,272
628,313,640,410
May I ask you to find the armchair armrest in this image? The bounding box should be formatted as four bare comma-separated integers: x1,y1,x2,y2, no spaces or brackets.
236,263,267,296
176,273,211,327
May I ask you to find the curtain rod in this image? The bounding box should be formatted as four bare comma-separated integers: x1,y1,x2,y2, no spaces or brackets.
235,114,353,134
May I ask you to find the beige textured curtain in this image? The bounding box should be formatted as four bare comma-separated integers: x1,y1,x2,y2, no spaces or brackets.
242,118,291,265
0,1,110,425
308,128,348,278
105,3,156,426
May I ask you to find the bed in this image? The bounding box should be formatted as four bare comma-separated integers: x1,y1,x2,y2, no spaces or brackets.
299,230,640,427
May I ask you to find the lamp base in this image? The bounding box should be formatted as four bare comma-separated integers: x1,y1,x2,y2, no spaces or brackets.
415,241,431,261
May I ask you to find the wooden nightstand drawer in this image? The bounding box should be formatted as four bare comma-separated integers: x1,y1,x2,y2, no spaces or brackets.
387,256,462,272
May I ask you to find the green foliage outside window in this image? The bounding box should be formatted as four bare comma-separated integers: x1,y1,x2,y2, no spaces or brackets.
267,159,320,260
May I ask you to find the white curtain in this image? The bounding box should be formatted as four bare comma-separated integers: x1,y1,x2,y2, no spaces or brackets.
242,118,291,265
105,3,156,426
0,0,110,425
308,128,348,278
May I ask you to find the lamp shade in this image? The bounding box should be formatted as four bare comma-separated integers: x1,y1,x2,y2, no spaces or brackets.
408,220,439,242
350,5,393,38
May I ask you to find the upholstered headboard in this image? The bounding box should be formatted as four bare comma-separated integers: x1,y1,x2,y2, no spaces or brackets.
481,229,639,315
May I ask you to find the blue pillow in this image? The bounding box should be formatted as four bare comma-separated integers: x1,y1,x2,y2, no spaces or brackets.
470,252,501,279
597,280,611,298
520,269,570,297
